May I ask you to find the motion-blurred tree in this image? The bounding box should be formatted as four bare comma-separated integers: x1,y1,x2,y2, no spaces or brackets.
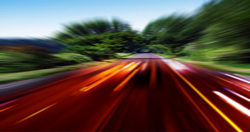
53,18,143,60
142,0,250,63
192,0,250,62
142,14,192,53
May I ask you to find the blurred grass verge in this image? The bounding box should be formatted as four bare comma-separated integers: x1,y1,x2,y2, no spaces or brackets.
115,53,136,59
0,53,135,84
176,57,250,76
0,61,112,84
156,54,175,59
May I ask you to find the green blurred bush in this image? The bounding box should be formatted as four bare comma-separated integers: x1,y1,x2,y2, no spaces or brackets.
62,45,115,61
140,45,172,54
53,53,92,63
0,45,89,73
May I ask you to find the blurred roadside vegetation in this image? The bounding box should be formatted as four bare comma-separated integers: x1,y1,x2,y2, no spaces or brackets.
142,0,250,68
1,0,250,76
0,60,117,84
0,44,93,73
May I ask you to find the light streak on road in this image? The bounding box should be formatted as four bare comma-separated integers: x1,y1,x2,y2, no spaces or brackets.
223,87,250,102
121,62,135,70
97,63,126,77
222,72,250,84
165,59,187,70
113,68,140,91
213,91,250,117
0,99,17,107
210,73,250,92
1,53,250,131
209,73,233,83
150,61,157,89
0,105,15,112
141,63,148,72
80,62,140,92
171,71,220,132
123,61,141,72
15,103,57,124
170,64,243,132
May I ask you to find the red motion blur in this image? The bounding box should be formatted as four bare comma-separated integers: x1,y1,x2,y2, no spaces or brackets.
0,53,249,131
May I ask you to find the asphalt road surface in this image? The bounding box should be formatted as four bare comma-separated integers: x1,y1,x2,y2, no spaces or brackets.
0,53,249,131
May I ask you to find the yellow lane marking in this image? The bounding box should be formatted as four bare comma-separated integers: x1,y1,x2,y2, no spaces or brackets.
172,78,219,131
173,70,243,132
15,103,57,124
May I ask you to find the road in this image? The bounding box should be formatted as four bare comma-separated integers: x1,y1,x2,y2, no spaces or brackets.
0,53,249,131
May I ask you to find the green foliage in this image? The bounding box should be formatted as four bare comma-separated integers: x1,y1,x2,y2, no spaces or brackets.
53,53,92,63
0,49,81,73
215,49,250,63
60,31,143,54
140,45,172,54
53,18,132,42
139,0,249,64
141,0,250,63
95,31,142,53
63,45,114,61
115,53,133,58
53,18,144,59
186,0,250,63
149,45,171,54
142,14,193,53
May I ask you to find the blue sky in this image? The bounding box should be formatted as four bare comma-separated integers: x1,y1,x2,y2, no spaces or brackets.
1,0,210,38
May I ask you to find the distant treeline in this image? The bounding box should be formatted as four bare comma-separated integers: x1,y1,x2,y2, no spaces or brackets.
0,39,91,73
0,39,65,53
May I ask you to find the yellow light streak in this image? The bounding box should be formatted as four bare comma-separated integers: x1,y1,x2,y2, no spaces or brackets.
97,63,125,77
15,103,56,124
172,78,219,132
113,68,140,91
173,69,243,132
209,73,233,84
80,62,140,92
80,69,123,92
210,73,250,92
0,105,15,112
